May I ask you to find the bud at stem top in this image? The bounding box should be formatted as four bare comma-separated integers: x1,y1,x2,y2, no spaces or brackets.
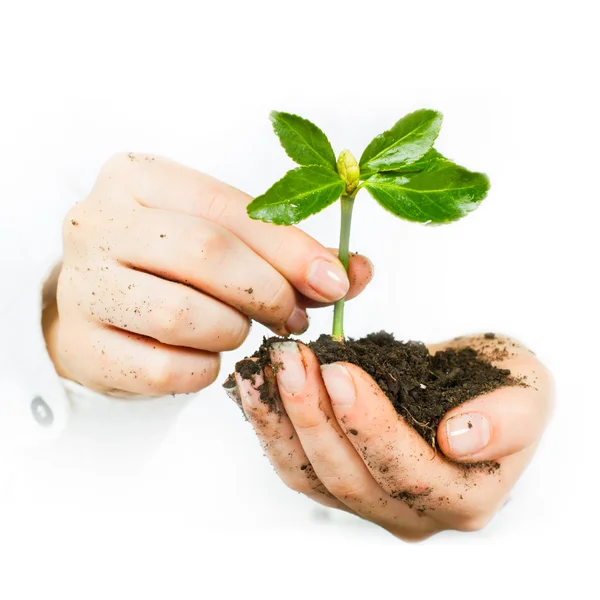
337,149,360,196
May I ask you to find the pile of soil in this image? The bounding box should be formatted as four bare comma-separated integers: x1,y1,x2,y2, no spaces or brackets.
225,331,519,446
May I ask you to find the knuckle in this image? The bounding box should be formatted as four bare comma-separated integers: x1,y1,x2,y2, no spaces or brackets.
149,296,191,342
98,152,131,179
146,353,178,394
150,306,178,340
286,410,324,431
184,354,221,394
284,476,314,496
264,278,292,314
200,354,221,387
454,511,493,533
221,315,251,350
243,403,266,424
198,224,229,257
62,204,87,245
145,313,223,389
321,477,365,501
184,223,229,267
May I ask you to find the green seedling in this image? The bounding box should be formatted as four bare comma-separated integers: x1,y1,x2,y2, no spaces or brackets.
247,109,490,341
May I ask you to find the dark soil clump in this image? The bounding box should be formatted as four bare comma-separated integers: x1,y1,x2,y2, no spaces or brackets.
227,331,518,445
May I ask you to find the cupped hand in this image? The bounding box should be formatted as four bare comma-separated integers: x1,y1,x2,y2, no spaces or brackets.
49,153,373,397
233,334,553,541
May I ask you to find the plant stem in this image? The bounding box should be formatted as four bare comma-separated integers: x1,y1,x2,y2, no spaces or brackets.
332,194,355,342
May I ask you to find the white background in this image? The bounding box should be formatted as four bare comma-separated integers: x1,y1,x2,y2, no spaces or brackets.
1,0,598,597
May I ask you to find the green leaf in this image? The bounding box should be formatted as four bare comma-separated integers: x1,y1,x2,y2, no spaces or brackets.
270,111,337,171
247,166,345,225
360,109,443,174
381,148,450,174
363,164,490,224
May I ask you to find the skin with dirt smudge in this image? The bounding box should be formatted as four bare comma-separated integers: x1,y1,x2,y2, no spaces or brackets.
43,153,374,397
232,333,553,541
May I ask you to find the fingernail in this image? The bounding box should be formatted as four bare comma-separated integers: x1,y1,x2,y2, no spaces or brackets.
446,413,491,457
222,375,241,408
307,258,350,301
286,306,310,335
235,370,265,410
270,342,306,394
321,364,356,409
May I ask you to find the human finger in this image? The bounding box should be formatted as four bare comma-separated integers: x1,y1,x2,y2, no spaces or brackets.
301,252,374,309
436,343,553,462
57,316,220,397
111,205,308,335
96,153,351,303
61,263,251,352
321,361,459,506
234,361,346,510
270,342,438,539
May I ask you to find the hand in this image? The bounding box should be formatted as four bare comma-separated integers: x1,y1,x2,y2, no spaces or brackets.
233,335,553,541
46,153,373,397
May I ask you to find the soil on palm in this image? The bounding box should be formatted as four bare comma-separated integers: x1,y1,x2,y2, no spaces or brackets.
227,331,520,444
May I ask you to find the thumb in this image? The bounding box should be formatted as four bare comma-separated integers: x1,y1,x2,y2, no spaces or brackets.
301,251,374,309
437,376,552,462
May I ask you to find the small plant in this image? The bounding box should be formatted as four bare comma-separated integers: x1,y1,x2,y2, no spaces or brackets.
247,109,490,341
